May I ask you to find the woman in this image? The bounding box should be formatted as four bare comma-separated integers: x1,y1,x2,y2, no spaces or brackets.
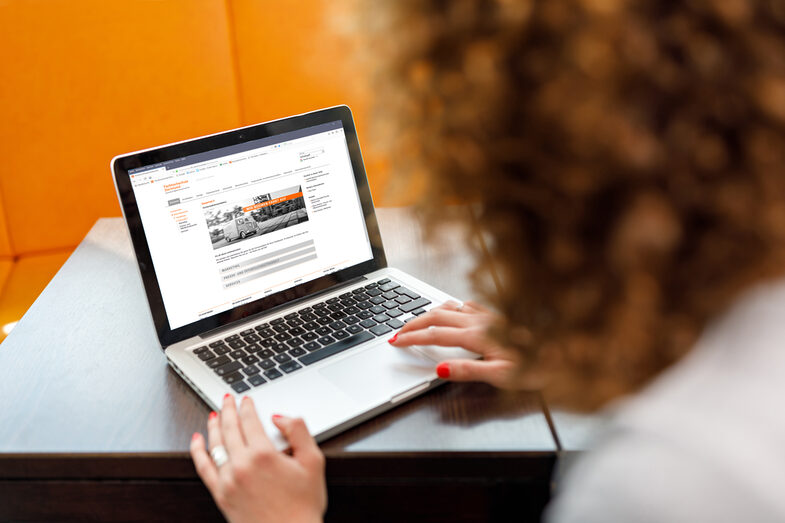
190,0,785,520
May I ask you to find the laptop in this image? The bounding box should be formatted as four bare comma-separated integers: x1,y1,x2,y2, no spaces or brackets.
111,105,477,449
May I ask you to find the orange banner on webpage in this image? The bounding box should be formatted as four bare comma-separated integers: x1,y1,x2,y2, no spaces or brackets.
242,192,303,212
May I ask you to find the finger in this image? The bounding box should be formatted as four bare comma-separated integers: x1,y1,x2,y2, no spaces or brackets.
190,432,220,492
396,309,475,337
462,300,490,313
238,396,275,451
207,410,223,452
437,359,515,387
272,416,324,469
220,393,247,456
393,326,490,355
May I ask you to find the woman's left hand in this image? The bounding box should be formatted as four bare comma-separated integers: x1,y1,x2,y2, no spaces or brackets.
190,394,327,523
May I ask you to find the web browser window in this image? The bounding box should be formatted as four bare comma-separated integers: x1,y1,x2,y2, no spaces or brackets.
129,121,373,329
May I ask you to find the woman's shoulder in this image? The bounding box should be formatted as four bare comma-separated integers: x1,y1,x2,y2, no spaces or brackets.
546,278,785,522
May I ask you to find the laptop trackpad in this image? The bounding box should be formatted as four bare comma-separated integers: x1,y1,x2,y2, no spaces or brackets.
319,344,435,404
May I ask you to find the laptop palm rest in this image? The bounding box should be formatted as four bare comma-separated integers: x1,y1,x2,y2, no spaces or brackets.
319,343,435,406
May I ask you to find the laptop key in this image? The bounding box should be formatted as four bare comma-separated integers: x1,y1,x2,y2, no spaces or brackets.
271,318,286,325
207,355,231,369
280,360,302,374
289,347,306,357
344,315,360,324
222,371,244,384
274,353,292,364
243,333,260,343
386,308,403,318
373,314,390,323
228,340,246,349
209,341,225,348
216,361,243,376
316,316,332,325
259,359,275,370
248,374,266,387
231,381,251,393
366,288,382,297
303,321,319,331
242,355,259,365
315,326,332,336
329,320,347,330
272,324,288,333
286,337,304,348
264,368,283,380
284,312,299,320
396,287,421,299
254,323,270,331
317,335,336,346
395,295,412,304
370,324,393,336
370,305,385,314
370,296,385,305
240,329,255,336
364,282,378,289
300,331,374,366
289,327,305,336
229,349,247,360
345,306,360,315
387,319,405,330
198,350,216,361
193,346,209,354
259,349,275,359
399,297,432,313
382,291,397,300
339,292,353,299
243,365,260,376
412,308,427,316
274,332,292,341
301,313,318,322
258,328,275,338
352,287,366,294
360,319,376,329
357,310,373,319
378,278,391,285
272,343,288,354
347,324,363,334
379,282,399,292
383,301,399,310
214,345,231,355
245,343,261,353
287,318,304,327
304,341,321,352
302,331,318,341
333,329,350,340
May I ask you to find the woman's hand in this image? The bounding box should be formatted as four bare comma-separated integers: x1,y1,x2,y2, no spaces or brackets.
389,300,523,389
190,394,326,523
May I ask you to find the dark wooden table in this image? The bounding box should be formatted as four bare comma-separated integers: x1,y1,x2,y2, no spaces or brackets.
0,208,560,522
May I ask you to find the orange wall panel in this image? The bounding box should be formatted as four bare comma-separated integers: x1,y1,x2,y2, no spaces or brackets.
0,0,242,254
228,0,393,204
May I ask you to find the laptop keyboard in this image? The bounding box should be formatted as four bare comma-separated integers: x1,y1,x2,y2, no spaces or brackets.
191,278,432,393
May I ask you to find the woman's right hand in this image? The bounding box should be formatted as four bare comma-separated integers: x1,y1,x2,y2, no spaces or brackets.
388,300,526,390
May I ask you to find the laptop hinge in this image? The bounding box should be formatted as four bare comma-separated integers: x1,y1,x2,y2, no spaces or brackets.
197,275,368,340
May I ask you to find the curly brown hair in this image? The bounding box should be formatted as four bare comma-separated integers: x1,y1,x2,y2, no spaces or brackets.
357,0,785,409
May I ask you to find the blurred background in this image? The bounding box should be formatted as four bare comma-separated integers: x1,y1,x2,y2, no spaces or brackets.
0,0,392,340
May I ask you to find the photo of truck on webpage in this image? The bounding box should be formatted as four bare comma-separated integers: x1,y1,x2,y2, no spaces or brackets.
203,185,309,250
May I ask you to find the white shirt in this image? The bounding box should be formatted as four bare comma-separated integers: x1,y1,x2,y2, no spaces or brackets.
546,279,785,522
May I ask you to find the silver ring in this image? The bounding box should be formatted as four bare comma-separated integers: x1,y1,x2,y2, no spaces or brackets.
456,303,464,313
210,445,229,468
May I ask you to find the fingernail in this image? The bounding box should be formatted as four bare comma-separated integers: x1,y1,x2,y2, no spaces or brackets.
192,432,199,441
224,393,231,400
209,411,217,420
388,333,398,344
272,414,282,420
436,362,450,379
242,395,250,402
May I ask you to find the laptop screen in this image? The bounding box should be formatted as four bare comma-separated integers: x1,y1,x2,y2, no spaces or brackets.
127,120,374,330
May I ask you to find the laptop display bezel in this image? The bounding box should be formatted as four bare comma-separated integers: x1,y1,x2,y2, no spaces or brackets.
112,105,387,348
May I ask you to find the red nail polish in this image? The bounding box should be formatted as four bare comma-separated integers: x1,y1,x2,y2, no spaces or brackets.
224,393,231,400
388,333,398,344
209,411,217,420
192,432,199,441
272,414,282,420
436,362,450,379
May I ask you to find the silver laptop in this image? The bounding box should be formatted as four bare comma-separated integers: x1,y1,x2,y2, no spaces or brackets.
111,105,476,449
